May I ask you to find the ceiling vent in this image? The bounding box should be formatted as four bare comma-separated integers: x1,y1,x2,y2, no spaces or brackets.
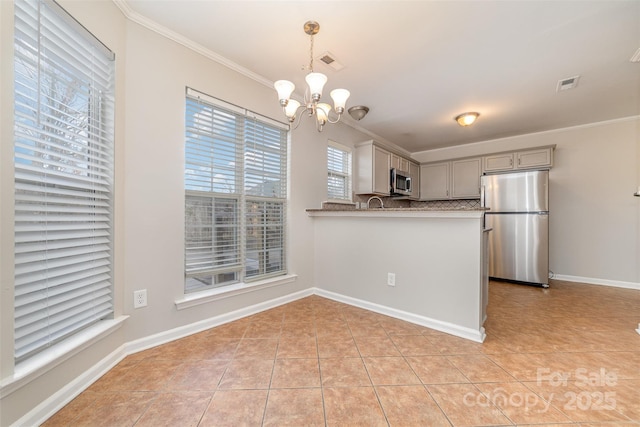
317,51,344,71
630,48,640,63
556,75,580,92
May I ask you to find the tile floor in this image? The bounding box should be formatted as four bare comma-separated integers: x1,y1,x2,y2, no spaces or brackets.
43,280,640,426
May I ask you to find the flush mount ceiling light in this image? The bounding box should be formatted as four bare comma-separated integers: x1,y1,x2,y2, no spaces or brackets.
274,21,350,132
455,112,480,127
348,105,369,121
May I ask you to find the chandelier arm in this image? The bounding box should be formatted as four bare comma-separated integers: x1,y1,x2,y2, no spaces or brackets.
326,113,342,124
288,105,308,130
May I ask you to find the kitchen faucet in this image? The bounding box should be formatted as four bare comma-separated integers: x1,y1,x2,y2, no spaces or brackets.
366,196,384,209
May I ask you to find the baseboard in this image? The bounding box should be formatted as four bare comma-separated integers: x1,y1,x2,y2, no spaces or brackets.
553,274,640,291
15,287,314,427
313,288,486,343
126,287,314,355
11,346,127,427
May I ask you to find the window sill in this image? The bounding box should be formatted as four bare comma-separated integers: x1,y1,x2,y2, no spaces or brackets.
0,316,128,399
175,273,298,310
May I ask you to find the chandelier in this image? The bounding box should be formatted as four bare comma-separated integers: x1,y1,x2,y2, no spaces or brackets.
274,21,350,132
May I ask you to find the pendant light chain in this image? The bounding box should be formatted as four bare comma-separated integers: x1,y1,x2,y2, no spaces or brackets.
309,32,314,72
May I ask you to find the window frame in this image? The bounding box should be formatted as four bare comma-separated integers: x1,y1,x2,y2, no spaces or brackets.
184,88,288,294
12,0,116,364
327,140,353,203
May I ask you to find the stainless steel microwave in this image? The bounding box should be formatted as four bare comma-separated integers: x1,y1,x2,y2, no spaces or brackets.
390,168,411,196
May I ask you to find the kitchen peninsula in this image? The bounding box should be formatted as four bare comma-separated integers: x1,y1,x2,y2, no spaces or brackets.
307,207,489,342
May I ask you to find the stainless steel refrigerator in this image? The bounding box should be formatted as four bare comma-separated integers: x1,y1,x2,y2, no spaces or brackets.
481,170,549,287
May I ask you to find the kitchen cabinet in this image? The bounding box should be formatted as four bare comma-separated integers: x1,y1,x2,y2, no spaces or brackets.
483,147,553,172
420,157,481,200
483,153,514,172
451,158,481,198
516,147,553,169
391,154,410,172
356,140,417,196
420,162,449,200
409,161,420,200
355,141,391,195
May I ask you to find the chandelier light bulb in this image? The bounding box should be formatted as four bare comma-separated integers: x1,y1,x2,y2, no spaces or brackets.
330,89,350,114
284,99,301,121
305,72,328,101
274,80,295,106
316,103,331,124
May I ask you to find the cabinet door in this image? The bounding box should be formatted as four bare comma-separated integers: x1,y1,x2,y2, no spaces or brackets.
373,146,391,194
390,154,399,171
399,157,410,172
391,154,410,172
420,162,449,200
409,161,420,199
483,153,514,172
451,158,481,199
516,148,552,169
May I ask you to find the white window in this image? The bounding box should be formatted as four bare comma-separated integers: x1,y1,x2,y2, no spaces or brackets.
13,0,115,363
185,88,288,293
327,140,352,202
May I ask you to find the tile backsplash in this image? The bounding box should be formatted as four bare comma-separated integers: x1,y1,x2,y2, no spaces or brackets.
352,194,411,208
324,196,481,210
410,199,481,209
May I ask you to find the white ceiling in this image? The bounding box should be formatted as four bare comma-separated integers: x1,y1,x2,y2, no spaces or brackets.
121,0,640,153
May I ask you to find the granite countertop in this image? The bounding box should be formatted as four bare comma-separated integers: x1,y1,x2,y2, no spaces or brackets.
305,207,489,212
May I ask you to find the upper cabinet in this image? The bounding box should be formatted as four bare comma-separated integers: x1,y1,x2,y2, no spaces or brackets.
516,148,554,169
391,154,410,172
483,153,514,172
355,140,418,198
451,158,482,198
408,161,420,200
355,142,391,195
420,157,481,200
420,162,449,200
483,147,554,172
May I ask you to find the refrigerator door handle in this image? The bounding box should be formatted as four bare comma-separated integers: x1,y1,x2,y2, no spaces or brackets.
480,185,486,208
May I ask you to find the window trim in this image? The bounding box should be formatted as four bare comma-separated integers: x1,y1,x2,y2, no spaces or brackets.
175,273,298,310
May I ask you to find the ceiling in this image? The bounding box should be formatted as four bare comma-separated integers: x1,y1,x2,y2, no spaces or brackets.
120,0,640,153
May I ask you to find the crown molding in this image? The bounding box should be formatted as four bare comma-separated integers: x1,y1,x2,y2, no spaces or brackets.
111,0,398,149
111,0,272,89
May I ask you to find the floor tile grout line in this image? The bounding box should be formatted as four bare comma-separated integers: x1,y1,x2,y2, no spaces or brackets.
313,315,329,427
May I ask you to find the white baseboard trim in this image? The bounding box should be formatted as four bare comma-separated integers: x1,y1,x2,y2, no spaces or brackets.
11,346,128,427
127,287,314,355
313,288,486,343
553,274,640,291
15,287,314,427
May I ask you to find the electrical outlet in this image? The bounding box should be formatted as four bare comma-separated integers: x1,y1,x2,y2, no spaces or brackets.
387,273,396,287
133,289,147,308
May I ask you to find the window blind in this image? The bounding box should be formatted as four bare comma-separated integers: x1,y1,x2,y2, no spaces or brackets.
327,141,352,201
185,89,287,292
13,0,115,362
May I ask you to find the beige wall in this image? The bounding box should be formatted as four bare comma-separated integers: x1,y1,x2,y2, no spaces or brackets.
0,1,370,424
414,117,640,286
